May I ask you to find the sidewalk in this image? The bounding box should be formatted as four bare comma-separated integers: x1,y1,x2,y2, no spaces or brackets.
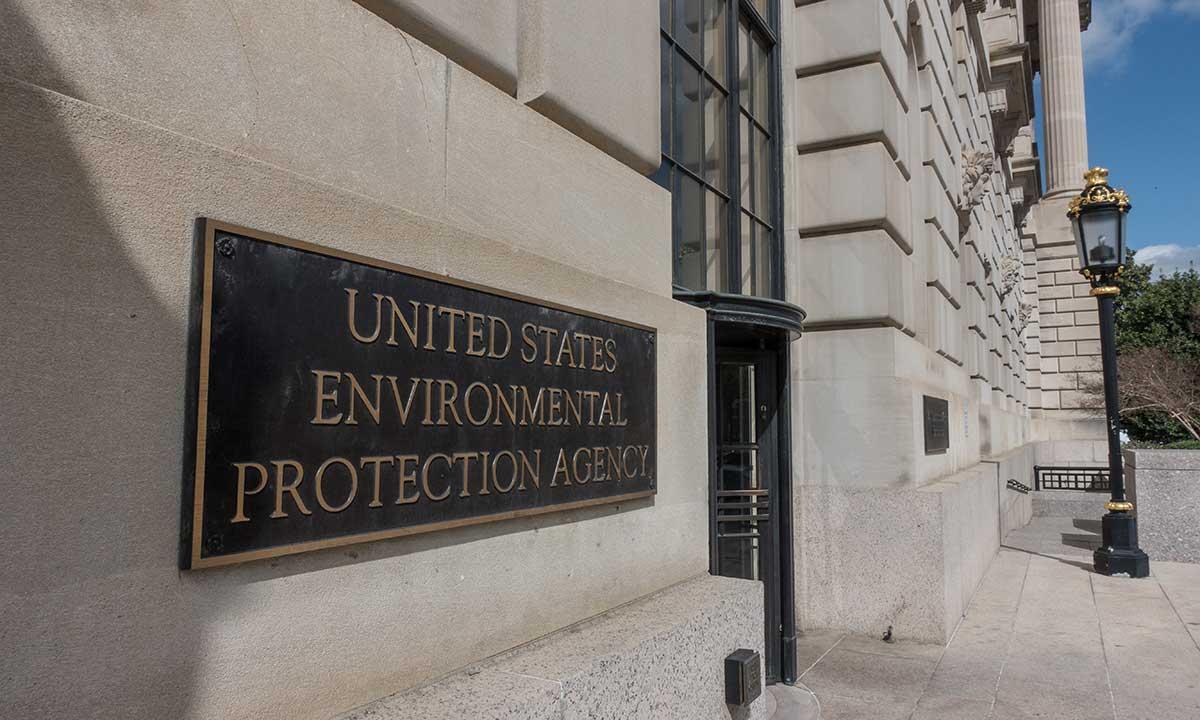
785,517,1200,719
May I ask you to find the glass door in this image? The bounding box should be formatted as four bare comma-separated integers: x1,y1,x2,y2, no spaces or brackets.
714,348,782,680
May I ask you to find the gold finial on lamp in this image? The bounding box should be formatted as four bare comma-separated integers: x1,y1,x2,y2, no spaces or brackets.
1083,167,1109,188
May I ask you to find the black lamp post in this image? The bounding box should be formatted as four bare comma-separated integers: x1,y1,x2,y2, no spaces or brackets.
1067,167,1150,578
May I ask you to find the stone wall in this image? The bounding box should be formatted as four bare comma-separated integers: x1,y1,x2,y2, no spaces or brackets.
0,3,719,719
785,0,1040,643
341,575,768,720
1126,450,1200,564
1023,0,1104,443
796,444,1034,644
988,446,1036,537
1026,199,1105,436
355,0,661,174
787,0,1035,495
1035,439,1110,468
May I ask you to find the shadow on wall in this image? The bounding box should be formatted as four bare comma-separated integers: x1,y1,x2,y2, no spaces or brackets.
0,4,662,719
0,4,206,716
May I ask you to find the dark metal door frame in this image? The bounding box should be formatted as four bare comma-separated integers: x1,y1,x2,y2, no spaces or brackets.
710,338,796,684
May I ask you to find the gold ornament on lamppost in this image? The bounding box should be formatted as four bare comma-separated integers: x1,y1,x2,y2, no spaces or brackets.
1067,167,1131,296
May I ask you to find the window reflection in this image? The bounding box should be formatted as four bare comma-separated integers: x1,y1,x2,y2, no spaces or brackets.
675,171,704,289
675,54,702,177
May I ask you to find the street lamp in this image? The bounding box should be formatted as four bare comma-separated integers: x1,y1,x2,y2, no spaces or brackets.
1067,167,1150,578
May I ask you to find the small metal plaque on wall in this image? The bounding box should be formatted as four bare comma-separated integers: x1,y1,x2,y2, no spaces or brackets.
924,395,950,455
182,220,657,569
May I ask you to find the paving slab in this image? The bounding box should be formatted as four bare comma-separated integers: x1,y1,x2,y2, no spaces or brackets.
814,693,915,720
794,629,846,675
909,693,994,720
799,647,937,707
835,634,945,663
792,517,1200,720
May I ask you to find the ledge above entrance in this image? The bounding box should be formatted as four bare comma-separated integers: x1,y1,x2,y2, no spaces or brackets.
673,288,806,341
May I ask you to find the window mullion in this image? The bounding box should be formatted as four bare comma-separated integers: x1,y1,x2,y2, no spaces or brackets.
767,2,783,299
725,8,741,294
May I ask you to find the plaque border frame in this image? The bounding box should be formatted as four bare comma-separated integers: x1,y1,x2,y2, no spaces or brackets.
184,218,657,569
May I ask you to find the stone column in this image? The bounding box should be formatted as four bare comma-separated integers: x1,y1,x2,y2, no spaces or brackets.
1039,0,1089,196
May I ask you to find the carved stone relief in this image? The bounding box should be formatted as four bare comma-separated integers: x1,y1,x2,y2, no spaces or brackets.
998,254,1023,299
960,147,995,212
1017,301,1034,335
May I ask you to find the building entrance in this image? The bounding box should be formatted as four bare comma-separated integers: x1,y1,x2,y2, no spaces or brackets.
674,290,804,684
710,334,794,687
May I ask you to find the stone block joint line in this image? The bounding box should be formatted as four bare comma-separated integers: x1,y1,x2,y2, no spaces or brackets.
1087,573,1119,720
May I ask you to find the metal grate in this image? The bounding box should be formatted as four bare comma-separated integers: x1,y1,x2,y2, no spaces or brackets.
1034,466,1110,492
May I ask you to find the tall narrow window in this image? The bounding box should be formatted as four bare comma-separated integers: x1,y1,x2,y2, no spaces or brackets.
656,0,780,299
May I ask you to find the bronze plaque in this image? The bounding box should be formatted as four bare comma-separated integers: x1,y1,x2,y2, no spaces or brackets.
183,220,657,568
923,395,949,455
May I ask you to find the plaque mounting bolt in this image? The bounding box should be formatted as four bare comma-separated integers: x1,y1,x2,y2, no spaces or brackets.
216,236,236,258
205,533,224,554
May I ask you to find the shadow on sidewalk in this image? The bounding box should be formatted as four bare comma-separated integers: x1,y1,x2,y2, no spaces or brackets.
1001,545,1095,571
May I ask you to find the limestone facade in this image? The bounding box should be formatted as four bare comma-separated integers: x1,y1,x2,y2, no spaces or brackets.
1027,0,1105,436
0,0,1101,718
786,0,1056,641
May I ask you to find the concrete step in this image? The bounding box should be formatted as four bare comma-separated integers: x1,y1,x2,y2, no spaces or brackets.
1031,489,1109,519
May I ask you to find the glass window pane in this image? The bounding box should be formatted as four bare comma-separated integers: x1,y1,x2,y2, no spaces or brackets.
675,53,702,176
1081,209,1121,265
675,172,705,289
719,449,757,491
717,534,759,581
739,113,751,210
660,0,671,29
754,126,771,217
740,212,753,294
705,190,727,290
702,0,726,81
703,82,726,190
661,38,672,158
719,363,755,443
752,32,770,125
737,21,750,112
755,223,774,297
674,0,700,59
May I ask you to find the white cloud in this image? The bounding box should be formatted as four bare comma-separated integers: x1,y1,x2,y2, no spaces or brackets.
1134,244,1200,276
1083,0,1200,70
1082,0,1164,71
1173,0,1200,17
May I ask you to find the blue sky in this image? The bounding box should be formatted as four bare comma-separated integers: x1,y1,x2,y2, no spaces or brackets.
1034,0,1200,276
